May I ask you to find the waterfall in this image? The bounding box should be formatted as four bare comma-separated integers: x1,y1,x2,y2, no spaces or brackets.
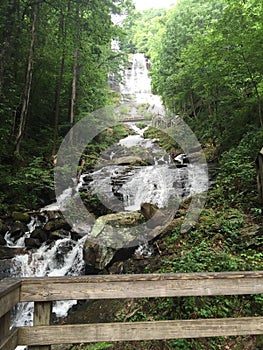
120,53,164,113
5,53,207,350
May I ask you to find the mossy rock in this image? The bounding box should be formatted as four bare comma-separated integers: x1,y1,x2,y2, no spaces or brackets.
0,219,8,235
12,211,31,223
0,246,15,260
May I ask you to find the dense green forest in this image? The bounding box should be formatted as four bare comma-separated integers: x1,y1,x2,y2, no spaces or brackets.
0,0,133,210
121,0,263,229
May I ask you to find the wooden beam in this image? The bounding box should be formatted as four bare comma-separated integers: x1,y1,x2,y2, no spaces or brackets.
0,328,18,350
20,272,263,302
18,317,263,345
28,302,52,350
0,312,10,343
0,279,21,319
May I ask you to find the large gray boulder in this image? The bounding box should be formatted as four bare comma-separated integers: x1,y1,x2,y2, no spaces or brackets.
83,204,175,271
83,211,144,271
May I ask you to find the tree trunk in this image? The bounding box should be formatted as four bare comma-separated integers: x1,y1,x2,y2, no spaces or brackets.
69,2,80,144
52,15,67,156
14,2,39,156
70,48,79,129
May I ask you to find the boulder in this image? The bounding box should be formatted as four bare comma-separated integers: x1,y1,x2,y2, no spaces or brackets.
12,211,31,223
0,219,8,235
50,229,70,240
31,228,48,242
97,156,147,167
44,218,71,232
83,211,144,271
25,237,42,249
9,221,27,241
0,246,16,260
0,235,6,246
140,203,159,220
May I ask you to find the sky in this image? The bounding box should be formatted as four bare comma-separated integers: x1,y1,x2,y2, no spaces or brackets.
133,0,177,11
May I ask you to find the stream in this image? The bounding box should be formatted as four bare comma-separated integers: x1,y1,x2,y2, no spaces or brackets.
3,53,207,349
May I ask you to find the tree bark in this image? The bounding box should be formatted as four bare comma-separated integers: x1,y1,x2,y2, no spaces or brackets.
70,48,79,128
14,2,39,156
52,15,67,156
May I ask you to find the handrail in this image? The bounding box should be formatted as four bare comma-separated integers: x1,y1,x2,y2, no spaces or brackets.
0,271,263,350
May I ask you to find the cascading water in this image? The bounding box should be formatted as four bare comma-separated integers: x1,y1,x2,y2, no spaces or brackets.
6,212,86,350
120,53,164,114
5,52,207,350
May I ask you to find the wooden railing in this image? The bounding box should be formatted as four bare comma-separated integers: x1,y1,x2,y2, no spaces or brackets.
1,272,263,350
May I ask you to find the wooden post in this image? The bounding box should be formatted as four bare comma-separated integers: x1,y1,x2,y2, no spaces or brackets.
0,312,10,343
28,302,52,350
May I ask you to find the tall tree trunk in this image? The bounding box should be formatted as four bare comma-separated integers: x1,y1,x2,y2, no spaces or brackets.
69,2,80,144
52,17,67,156
14,3,39,156
70,48,79,130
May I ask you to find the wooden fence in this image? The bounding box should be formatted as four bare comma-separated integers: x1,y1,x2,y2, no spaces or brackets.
1,271,263,350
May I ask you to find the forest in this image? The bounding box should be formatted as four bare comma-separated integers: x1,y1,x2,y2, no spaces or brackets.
0,0,263,349
0,0,133,210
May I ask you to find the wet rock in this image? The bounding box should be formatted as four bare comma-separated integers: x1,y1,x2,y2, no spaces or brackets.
44,218,71,232
50,229,70,240
97,156,146,167
45,210,62,221
140,203,159,220
83,211,144,271
31,228,48,242
9,221,27,241
0,246,16,259
12,211,31,223
25,237,42,249
0,219,8,235
0,235,6,246
0,258,13,279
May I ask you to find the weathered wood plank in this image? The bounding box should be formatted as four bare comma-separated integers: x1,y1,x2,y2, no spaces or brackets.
0,328,18,350
28,302,52,350
20,272,263,302
21,271,263,284
18,317,263,345
0,278,21,297
0,312,10,342
0,279,21,319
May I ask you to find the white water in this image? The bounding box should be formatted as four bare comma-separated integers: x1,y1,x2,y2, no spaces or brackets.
120,53,164,114
7,52,207,350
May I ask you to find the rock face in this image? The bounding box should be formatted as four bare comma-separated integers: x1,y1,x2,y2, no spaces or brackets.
83,204,175,272
97,156,148,168
83,211,144,271
140,203,159,220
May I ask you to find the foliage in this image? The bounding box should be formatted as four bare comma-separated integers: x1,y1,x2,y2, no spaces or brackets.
0,157,54,211
149,0,263,151
0,0,133,211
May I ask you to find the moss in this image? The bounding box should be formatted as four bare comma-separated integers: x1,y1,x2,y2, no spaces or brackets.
12,211,31,223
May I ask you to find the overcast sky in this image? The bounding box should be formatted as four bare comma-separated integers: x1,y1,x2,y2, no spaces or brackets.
133,0,177,11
